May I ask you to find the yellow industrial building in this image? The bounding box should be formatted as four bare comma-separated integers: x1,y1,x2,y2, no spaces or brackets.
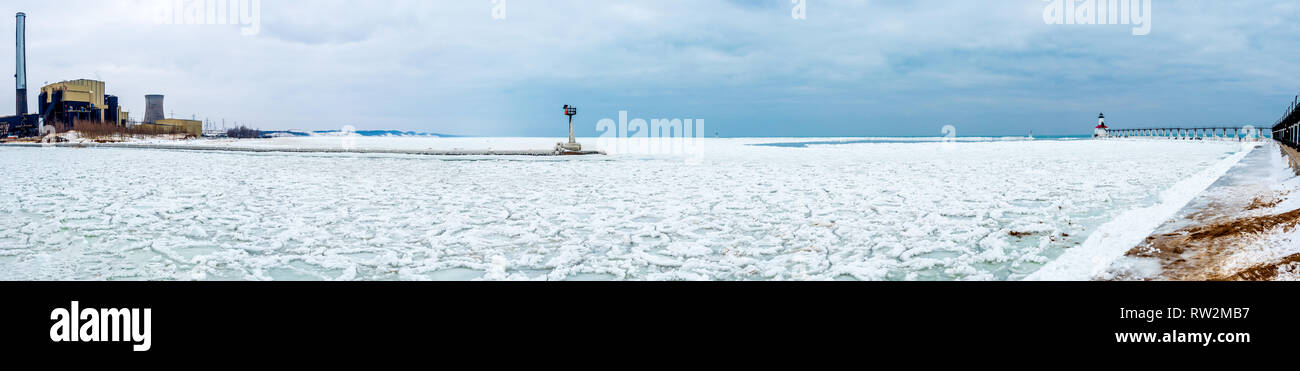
38,79,130,126
38,79,206,137
41,79,104,107
135,119,203,137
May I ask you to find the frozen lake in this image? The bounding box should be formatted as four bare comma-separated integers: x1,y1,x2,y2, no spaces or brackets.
0,138,1251,281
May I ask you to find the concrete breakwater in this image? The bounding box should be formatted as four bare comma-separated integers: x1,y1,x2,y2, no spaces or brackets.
1104,143,1300,281
1,142,605,156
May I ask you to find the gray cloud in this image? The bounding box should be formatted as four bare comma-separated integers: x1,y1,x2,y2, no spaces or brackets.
1,0,1297,136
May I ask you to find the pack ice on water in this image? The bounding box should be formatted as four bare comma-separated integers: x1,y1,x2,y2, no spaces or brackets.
0,138,1250,281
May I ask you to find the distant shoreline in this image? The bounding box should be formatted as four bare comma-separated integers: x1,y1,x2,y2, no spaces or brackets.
0,142,604,156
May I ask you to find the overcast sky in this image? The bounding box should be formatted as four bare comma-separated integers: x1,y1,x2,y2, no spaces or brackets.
2,0,1299,136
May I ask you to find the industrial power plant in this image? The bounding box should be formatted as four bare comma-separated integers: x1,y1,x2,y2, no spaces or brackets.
0,12,203,139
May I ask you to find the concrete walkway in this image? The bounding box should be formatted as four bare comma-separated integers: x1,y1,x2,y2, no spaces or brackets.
1104,143,1300,280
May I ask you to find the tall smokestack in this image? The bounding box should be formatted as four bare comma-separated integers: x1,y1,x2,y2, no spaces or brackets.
15,12,26,116
145,95,164,124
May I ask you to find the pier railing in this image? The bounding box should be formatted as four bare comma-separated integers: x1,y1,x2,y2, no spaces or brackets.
1274,97,1300,150
1105,127,1263,141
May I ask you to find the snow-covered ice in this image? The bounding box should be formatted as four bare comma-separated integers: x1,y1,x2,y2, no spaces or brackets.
0,138,1251,281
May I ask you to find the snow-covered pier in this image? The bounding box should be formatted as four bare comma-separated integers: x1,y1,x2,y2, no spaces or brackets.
1272,97,1300,169
1105,127,1265,141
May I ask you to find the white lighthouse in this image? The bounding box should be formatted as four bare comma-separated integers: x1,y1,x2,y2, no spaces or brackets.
1093,113,1109,138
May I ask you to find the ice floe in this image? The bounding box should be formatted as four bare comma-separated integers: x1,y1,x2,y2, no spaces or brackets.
0,138,1250,281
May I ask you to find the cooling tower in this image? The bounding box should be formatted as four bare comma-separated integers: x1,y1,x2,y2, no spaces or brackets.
144,94,164,124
